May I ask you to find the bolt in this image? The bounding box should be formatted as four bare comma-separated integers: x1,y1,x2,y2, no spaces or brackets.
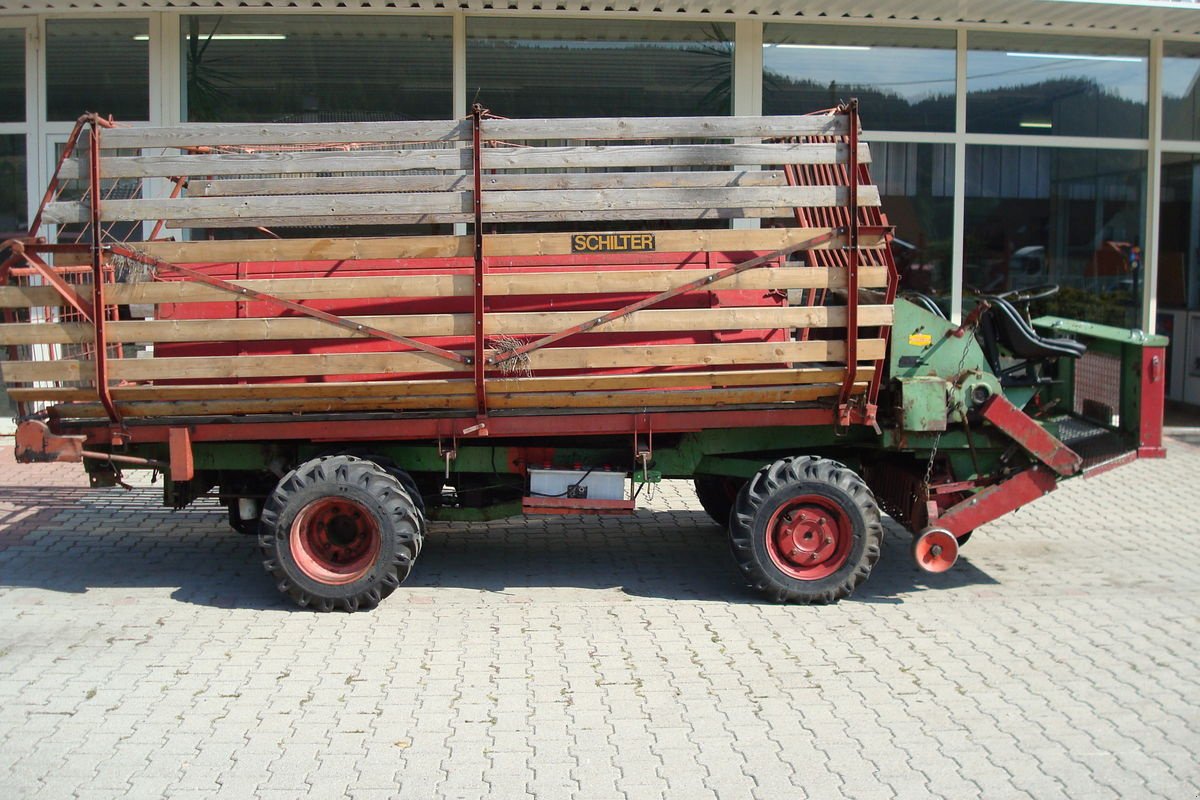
931,545,943,557
823,537,833,545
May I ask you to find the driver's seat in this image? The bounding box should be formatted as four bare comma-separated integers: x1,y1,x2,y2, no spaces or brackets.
978,295,1086,386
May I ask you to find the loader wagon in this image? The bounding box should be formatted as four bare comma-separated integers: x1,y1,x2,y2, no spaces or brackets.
0,103,1167,611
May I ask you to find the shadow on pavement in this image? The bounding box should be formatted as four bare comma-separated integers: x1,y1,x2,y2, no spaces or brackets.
0,485,998,610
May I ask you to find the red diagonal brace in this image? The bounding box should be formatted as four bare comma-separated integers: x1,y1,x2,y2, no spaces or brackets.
106,245,469,367
13,245,94,322
935,465,1058,538
980,394,1082,477
486,232,838,366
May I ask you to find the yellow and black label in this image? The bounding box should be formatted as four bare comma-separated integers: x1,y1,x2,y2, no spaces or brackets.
571,233,656,253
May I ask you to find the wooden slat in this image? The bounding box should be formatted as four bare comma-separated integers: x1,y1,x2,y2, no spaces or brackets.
481,115,849,141
100,119,472,149
6,366,874,403
481,186,879,213
0,266,890,308
481,143,871,171
59,147,471,180
53,382,864,419
199,170,788,198
122,226,871,264
1,339,886,383
0,305,894,346
45,191,474,225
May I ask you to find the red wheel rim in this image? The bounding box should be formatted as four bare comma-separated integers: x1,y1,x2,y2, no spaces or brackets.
289,497,381,585
764,495,853,580
914,528,958,573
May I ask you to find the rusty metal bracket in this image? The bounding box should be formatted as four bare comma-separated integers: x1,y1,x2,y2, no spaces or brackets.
105,245,469,367
487,232,837,367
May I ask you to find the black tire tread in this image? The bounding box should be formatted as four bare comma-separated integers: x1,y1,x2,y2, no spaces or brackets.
693,474,745,528
730,456,883,604
258,455,423,612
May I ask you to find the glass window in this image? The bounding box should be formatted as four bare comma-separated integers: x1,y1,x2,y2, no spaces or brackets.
467,19,732,117
1159,154,1200,309
763,25,955,132
964,146,1146,326
0,28,24,123
0,134,25,234
873,143,955,297
47,19,149,122
1164,41,1200,141
183,15,452,122
967,33,1148,138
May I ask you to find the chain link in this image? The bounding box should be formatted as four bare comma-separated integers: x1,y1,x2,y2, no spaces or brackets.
921,322,979,492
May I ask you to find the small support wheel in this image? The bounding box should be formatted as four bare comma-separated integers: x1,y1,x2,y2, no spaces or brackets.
259,455,423,612
729,456,883,603
913,527,959,573
693,474,746,527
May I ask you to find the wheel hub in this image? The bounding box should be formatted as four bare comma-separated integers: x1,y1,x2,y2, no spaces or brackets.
290,497,381,586
765,497,852,580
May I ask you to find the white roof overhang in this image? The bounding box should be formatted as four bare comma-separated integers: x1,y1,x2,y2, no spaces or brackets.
1,0,1197,40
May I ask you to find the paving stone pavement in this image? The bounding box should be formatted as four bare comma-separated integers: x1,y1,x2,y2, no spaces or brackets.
0,437,1197,800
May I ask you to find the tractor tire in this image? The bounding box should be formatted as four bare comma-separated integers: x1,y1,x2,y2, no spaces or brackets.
693,475,746,527
259,455,423,612
729,456,883,604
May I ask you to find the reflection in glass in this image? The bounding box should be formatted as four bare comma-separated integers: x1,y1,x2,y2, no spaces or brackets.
1164,42,1200,141
763,25,955,132
0,135,25,234
967,33,1147,138
0,29,24,123
1159,154,1200,310
47,19,149,121
183,15,452,122
872,143,955,298
964,146,1145,326
467,19,732,117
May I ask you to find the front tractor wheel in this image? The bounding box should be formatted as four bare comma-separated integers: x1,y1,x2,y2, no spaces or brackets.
730,457,883,603
259,456,424,612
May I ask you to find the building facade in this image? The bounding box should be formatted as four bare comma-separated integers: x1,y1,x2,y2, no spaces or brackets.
0,0,1199,409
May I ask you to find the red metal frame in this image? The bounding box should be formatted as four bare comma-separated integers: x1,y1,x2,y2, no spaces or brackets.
1138,346,1166,458
837,99,861,426
979,394,1082,477
934,466,1059,538
88,121,122,433
471,104,489,421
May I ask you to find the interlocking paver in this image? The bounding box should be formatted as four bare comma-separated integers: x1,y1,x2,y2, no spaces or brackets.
2,438,1199,798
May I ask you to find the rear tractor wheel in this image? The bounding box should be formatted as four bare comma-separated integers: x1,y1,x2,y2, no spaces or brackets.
259,455,424,612
729,456,883,603
693,474,746,527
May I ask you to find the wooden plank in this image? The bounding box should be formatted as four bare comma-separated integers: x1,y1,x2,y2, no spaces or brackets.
7,366,871,402
45,191,474,225
100,119,472,149
53,382,864,418
199,173,470,197
481,143,871,171
481,186,880,213
59,147,471,180
0,266,891,308
135,234,474,263
1,339,886,383
0,305,894,345
126,226,870,264
198,170,787,198
481,115,849,141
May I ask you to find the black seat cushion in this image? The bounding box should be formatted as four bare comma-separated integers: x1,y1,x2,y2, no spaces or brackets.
981,296,1086,360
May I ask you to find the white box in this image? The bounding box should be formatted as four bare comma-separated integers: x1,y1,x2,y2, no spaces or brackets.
528,468,626,501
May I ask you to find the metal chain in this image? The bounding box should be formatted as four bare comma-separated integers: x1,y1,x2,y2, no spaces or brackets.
921,322,979,492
